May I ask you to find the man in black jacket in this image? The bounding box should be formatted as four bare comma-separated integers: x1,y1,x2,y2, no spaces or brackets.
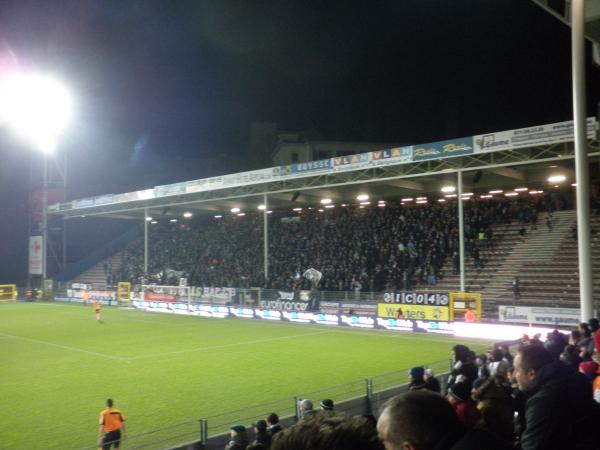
514,345,600,450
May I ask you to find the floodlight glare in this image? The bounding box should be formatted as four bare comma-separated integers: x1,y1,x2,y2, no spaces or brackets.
183,212,192,218
320,198,332,205
0,72,72,153
230,207,241,213
547,175,566,183
356,194,369,201
441,186,455,193
257,204,266,210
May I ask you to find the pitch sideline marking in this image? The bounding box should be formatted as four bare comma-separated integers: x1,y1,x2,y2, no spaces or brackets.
0,331,125,361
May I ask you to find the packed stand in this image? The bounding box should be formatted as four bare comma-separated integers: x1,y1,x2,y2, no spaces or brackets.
117,195,563,291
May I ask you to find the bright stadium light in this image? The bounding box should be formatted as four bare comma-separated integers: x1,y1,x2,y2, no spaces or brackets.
183,212,192,218
0,72,72,153
320,198,332,205
237,212,246,217
169,219,177,223
514,187,528,192
401,197,413,202
356,194,369,201
359,201,371,206
145,216,153,221
547,174,566,183
489,189,503,194
230,207,241,213
325,204,335,209
214,215,222,219
441,186,455,193
257,204,266,210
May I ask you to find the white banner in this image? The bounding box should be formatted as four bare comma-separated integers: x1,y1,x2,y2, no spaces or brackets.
474,117,597,153
498,305,580,326
28,236,43,275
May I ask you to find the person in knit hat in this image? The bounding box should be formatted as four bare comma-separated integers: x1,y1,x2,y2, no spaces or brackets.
408,367,427,391
447,381,481,429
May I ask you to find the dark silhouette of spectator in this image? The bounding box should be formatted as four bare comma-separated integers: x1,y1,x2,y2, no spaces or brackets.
250,420,271,450
377,391,513,450
448,345,478,391
319,399,334,413
472,378,515,443
272,413,383,450
226,425,249,450
511,278,520,300
514,345,600,450
408,366,427,391
447,381,482,429
266,413,282,437
423,368,441,393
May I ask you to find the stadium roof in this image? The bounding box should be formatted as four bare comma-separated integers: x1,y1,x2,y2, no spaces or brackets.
530,0,600,47
49,118,600,221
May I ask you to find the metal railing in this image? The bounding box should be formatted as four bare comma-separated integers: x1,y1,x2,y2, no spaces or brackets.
79,359,450,450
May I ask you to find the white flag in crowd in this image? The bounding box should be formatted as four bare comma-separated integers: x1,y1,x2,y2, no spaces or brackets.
303,268,322,284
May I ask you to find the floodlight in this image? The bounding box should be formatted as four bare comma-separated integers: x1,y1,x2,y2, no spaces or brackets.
0,72,72,153
257,204,266,210
183,212,192,218
356,194,369,201
441,186,455,193
230,207,241,213
320,198,332,205
547,175,566,183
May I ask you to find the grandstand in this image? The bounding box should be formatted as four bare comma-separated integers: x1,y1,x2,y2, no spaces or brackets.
42,116,600,320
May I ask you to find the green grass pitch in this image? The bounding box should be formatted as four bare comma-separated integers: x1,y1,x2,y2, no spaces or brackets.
0,302,492,449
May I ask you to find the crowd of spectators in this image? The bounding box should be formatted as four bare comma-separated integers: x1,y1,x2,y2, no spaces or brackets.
116,195,562,292
228,318,600,450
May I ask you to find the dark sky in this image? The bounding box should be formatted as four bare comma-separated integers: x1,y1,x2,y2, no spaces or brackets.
1,0,599,282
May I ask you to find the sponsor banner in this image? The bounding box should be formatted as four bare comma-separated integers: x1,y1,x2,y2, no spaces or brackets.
136,189,155,200
378,303,450,321
112,191,140,204
230,307,255,319
278,159,332,179
382,292,449,306
72,198,95,209
259,299,310,311
498,305,580,326
93,194,115,206
71,283,92,290
332,152,372,173
340,314,376,329
66,291,115,305
186,168,275,194
454,321,568,342
376,317,456,334
155,182,187,198
371,146,413,167
28,236,43,275
313,313,340,326
144,292,177,302
190,287,235,303
474,117,597,153
413,137,474,162
255,309,283,321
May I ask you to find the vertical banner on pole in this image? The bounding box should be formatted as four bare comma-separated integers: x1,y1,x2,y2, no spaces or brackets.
29,236,43,275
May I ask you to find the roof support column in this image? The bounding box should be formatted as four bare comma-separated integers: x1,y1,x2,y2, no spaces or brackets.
571,0,594,319
144,207,149,278
263,193,269,282
458,170,465,292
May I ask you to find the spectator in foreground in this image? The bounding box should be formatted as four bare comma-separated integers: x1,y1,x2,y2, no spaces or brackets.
251,420,271,450
471,377,514,443
272,413,383,450
447,381,481,429
266,413,282,436
225,425,249,450
513,345,600,450
319,399,334,413
407,366,427,391
298,399,316,420
377,391,512,450
423,368,441,393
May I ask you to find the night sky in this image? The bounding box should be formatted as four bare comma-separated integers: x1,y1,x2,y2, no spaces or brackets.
1,0,599,283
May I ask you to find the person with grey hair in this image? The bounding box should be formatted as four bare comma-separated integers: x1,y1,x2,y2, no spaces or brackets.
299,399,316,420
377,391,512,450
